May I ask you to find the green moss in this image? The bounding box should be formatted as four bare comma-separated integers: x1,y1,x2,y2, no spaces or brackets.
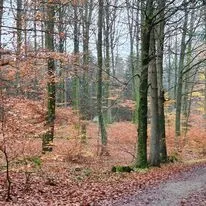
111,166,133,173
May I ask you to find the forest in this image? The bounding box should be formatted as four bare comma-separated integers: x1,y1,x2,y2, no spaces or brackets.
0,0,206,205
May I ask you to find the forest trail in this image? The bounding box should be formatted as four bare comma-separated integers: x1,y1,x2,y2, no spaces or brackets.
100,164,206,206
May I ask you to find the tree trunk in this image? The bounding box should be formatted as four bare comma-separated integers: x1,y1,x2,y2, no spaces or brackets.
135,0,140,124
156,0,167,162
126,0,139,124
72,4,80,111
149,28,160,167
136,0,154,168
16,0,22,94
182,4,195,134
42,1,56,153
173,33,177,101
104,0,112,124
81,0,93,120
175,2,188,138
97,0,108,156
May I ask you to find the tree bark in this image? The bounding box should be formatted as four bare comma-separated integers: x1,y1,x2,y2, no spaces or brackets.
149,28,160,166
136,0,154,168
182,3,195,134
81,0,93,120
72,3,80,111
42,1,56,153
156,0,167,162
97,0,108,155
104,0,112,124
16,0,22,94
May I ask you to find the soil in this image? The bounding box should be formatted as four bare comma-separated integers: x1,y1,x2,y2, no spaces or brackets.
99,164,206,206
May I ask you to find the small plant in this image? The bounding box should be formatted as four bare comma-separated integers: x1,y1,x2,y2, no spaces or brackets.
26,156,42,168
167,152,181,163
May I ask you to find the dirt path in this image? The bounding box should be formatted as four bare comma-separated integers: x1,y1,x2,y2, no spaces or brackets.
99,164,206,206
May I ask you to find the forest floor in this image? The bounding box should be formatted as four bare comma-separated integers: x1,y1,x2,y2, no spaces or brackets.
0,103,206,205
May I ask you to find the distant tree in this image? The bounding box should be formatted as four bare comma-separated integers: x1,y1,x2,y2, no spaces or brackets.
16,0,23,94
175,1,188,137
125,0,140,124
81,0,93,120
72,2,80,111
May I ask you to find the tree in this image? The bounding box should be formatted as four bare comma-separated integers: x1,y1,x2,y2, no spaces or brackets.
175,1,188,137
81,0,93,120
16,0,23,94
72,2,80,111
42,0,56,153
97,0,108,155
104,0,112,124
182,2,195,134
156,0,167,162
125,0,140,123
136,0,154,168
149,28,160,166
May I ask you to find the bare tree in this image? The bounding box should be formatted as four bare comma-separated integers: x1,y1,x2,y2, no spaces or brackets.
136,0,154,168
97,0,108,155
42,0,56,153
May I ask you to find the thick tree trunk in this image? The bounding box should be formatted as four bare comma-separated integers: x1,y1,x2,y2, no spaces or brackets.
149,28,160,167
136,0,154,168
42,1,56,153
97,0,108,155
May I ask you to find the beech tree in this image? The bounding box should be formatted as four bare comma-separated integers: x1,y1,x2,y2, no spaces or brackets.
175,1,188,137
136,0,154,168
149,27,160,166
42,0,56,153
97,0,108,155
156,0,167,162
